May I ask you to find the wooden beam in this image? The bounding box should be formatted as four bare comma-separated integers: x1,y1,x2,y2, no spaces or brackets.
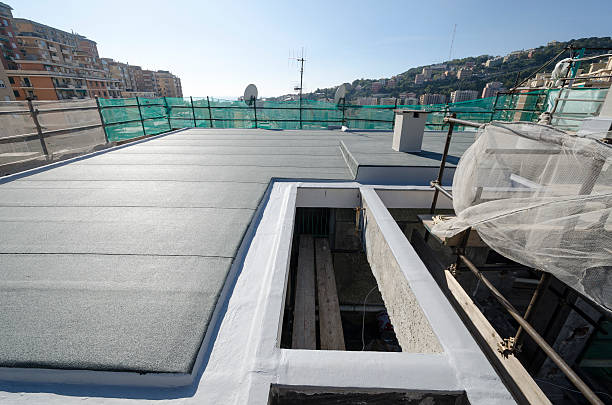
410,231,551,405
292,235,316,350
418,214,487,247
315,238,346,350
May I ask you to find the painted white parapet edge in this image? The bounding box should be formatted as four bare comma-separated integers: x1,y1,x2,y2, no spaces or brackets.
0,182,514,405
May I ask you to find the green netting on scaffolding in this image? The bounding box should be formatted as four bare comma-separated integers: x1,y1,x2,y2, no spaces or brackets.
96,88,597,142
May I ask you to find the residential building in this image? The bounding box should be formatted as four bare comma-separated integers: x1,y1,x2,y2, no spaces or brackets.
0,62,14,100
419,93,446,105
414,73,425,84
457,68,472,80
0,2,18,70
379,97,396,105
450,89,478,103
371,81,382,92
154,70,182,98
402,96,419,105
503,51,523,63
485,57,502,68
481,81,504,98
398,92,416,99
0,3,182,100
5,17,121,100
356,96,377,105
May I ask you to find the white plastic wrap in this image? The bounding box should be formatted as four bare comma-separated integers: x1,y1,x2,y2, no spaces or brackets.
432,122,612,312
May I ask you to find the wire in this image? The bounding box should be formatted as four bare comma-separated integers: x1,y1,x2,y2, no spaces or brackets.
535,378,612,400
361,286,378,351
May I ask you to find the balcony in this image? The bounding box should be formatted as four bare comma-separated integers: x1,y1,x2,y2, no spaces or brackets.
48,46,57,52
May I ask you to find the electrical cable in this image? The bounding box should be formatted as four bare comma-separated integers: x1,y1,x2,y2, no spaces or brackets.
361,286,378,351
535,378,612,400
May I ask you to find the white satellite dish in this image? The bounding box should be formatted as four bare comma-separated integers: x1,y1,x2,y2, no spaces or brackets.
244,84,258,106
334,84,347,105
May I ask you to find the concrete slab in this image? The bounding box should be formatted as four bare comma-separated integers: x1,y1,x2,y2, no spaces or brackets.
0,128,474,381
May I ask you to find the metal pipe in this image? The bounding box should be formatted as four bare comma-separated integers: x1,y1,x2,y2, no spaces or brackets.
190,96,197,127
135,96,146,136
253,98,258,129
457,253,605,405
430,113,456,214
95,96,108,143
206,96,214,128
430,181,453,201
443,116,483,129
26,98,48,156
515,273,550,343
163,96,172,130
339,304,386,313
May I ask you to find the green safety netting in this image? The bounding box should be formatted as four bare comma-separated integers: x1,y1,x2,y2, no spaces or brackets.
97,88,607,142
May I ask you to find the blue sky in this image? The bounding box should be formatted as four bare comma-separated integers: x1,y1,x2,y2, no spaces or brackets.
12,0,612,98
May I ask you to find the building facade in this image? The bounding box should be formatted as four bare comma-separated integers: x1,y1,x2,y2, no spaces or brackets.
450,89,479,103
0,2,182,100
419,93,447,105
481,81,504,98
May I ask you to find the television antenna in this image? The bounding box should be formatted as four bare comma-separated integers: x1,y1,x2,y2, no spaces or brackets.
243,84,258,106
448,24,457,62
334,83,347,105
289,47,306,128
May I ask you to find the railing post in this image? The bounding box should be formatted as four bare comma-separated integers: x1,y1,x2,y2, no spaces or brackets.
163,96,171,130
95,96,108,143
299,95,303,129
491,92,500,122
341,98,346,127
135,96,146,136
26,97,48,156
190,96,197,127
206,96,214,128
430,112,456,214
392,98,398,130
253,98,258,129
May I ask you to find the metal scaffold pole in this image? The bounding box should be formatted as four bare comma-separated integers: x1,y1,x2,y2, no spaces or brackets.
206,96,214,128
26,97,48,156
163,96,171,130
190,96,197,127
95,96,108,143
135,96,146,136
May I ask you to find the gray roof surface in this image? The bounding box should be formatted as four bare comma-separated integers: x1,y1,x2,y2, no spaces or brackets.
0,128,473,375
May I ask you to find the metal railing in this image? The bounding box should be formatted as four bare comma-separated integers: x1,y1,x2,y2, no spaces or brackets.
427,115,607,405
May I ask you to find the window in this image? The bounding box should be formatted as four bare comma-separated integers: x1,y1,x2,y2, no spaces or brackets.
13,90,20,98
0,80,4,88
8,77,14,84
23,78,32,87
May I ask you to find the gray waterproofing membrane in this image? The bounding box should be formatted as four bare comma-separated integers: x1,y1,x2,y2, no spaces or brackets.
0,128,473,375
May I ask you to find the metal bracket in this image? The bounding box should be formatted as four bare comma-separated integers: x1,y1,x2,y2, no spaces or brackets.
355,207,365,234
498,337,517,358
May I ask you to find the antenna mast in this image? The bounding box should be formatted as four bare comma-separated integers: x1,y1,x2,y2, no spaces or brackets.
448,24,457,61
290,48,306,128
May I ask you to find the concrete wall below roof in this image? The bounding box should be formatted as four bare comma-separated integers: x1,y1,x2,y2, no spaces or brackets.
363,199,443,353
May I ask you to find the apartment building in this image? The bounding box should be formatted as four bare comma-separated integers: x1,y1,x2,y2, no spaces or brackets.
154,70,182,97
0,2,182,100
456,67,472,80
419,93,446,105
450,89,479,103
481,81,504,98
4,15,122,100
0,62,14,100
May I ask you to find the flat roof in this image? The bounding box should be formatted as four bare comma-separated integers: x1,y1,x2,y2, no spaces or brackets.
0,128,473,375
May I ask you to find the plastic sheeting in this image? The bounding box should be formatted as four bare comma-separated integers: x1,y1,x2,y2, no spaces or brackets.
432,122,612,312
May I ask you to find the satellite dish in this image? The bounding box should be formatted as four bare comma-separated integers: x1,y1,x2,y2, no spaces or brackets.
334,84,347,105
244,84,258,105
